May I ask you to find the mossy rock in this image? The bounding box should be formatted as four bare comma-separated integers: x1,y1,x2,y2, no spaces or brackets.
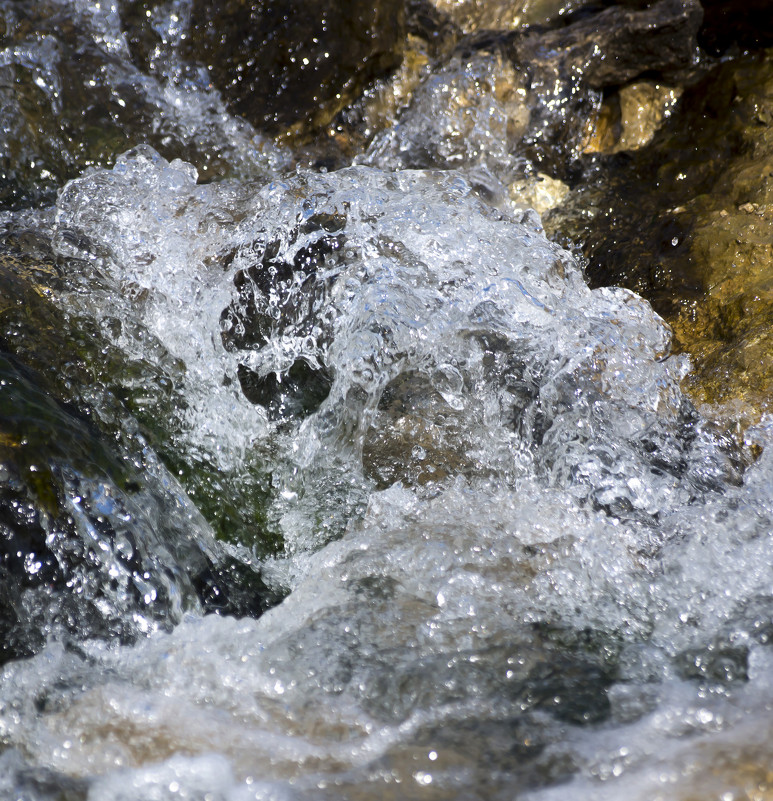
0,235,281,640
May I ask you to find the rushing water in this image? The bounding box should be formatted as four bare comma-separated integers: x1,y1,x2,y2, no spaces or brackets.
1,2,773,800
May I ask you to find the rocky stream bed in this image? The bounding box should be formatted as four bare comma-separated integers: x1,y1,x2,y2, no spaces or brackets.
1,1,773,799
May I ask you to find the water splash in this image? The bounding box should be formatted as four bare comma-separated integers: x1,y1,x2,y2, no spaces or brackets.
2,147,770,799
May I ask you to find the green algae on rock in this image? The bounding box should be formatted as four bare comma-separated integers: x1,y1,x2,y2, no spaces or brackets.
0,229,281,652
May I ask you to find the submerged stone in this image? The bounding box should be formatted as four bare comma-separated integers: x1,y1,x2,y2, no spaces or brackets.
0,234,280,663
584,81,683,154
0,351,194,661
0,347,277,663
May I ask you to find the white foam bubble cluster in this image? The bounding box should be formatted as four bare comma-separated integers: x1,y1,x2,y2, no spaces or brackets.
52,146,270,472
364,49,532,175
196,163,711,554
48,151,713,551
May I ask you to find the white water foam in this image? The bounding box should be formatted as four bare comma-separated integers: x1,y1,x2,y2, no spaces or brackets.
2,150,771,800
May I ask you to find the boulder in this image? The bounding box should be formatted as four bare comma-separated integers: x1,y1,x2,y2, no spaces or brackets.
185,0,406,136
510,0,703,93
0,239,280,664
546,50,773,417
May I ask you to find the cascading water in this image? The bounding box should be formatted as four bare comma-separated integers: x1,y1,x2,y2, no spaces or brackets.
1,1,772,800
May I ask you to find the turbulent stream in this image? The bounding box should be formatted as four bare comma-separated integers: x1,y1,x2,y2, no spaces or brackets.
1,1,773,800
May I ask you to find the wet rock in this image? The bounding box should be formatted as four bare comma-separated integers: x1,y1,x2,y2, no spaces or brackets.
429,0,528,34
520,656,613,724
428,0,590,35
545,50,773,416
508,0,702,170
236,360,333,422
0,752,89,801
0,0,285,209
220,220,345,421
0,351,194,662
185,0,406,137
699,0,773,55
508,172,570,215
584,81,683,154
0,348,279,665
0,240,280,664
330,35,437,161
322,0,459,159
678,640,749,684
0,1,145,208
405,0,461,58
363,371,477,488
510,0,702,93
364,43,535,173
365,0,703,176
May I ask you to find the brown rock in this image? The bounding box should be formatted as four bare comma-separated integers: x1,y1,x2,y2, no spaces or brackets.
546,50,773,417
510,0,703,91
428,0,589,35
364,0,703,175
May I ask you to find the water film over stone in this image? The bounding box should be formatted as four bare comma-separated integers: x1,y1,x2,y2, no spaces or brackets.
1,0,773,799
